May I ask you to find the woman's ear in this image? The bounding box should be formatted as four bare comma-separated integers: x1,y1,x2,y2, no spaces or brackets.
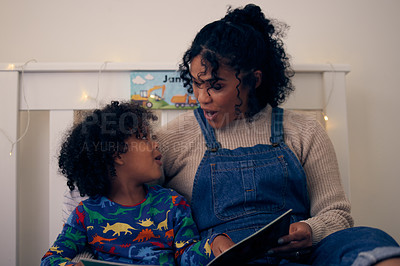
254,70,262,88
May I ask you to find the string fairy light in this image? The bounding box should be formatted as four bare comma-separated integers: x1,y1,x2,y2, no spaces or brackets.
96,61,111,108
322,62,335,122
79,61,111,108
7,64,15,70
0,59,37,156
2,60,111,155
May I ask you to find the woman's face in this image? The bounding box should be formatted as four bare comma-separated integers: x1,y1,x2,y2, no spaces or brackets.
190,55,249,129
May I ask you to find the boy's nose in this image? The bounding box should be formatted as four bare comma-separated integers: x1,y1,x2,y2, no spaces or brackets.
153,140,159,150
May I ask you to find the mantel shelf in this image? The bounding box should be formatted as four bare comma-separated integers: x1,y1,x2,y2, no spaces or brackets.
0,62,350,73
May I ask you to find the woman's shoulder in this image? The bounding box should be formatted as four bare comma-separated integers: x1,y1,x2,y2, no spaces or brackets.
155,110,203,153
283,109,326,137
156,110,199,137
282,109,335,163
240,106,322,133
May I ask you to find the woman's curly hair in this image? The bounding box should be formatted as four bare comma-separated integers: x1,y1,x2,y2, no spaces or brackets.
58,101,157,197
179,4,294,117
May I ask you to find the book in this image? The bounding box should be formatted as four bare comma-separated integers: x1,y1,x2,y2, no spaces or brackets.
207,209,292,266
80,258,155,266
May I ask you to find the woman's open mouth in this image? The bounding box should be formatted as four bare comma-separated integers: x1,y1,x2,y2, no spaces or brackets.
203,109,218,121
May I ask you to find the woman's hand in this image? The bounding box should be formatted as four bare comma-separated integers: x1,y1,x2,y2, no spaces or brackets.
269,222,313,258
211,235,235,257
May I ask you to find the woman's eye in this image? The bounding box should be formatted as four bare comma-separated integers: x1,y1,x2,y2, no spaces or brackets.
192,80,202,88
207,83,222,91
212,84,222,90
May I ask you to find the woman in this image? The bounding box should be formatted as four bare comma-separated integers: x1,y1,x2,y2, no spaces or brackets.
157,4,400,265
64,3,400,265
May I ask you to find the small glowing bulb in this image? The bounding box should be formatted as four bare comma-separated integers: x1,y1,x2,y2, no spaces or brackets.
324,115,329,121
7,64,15,70
10,152,12,156
82,92,89,101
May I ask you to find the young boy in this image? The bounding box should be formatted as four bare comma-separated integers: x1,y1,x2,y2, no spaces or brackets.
41,101,231,266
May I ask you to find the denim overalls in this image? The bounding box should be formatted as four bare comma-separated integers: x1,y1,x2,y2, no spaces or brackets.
189,107,400,265
191,107,310,243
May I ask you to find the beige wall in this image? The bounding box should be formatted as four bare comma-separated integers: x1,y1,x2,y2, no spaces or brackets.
17,111,49,266
1,0,399,264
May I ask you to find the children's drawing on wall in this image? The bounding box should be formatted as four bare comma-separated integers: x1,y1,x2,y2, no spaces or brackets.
130,71,198,109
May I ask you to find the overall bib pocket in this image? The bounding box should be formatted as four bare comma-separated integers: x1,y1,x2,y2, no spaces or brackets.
211,156,288,221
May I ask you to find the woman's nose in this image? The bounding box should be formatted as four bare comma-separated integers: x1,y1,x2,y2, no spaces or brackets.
196,88,212,104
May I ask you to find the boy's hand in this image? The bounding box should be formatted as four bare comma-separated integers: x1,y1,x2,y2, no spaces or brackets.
211,235,235,257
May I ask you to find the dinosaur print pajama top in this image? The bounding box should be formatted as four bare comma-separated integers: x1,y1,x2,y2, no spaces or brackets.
41,185,217,265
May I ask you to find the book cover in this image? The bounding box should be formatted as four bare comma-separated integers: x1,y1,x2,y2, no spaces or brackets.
207,209,292,266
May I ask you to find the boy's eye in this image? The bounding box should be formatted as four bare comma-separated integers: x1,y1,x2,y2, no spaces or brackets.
140,135,156,141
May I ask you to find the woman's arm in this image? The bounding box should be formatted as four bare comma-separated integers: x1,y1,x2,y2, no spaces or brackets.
286,114,353,245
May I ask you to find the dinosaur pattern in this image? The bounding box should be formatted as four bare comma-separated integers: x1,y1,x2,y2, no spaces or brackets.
41,185,218,266
101,222,138,236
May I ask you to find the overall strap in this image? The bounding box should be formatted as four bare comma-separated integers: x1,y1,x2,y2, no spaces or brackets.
194,108,221,152
270,107,284,146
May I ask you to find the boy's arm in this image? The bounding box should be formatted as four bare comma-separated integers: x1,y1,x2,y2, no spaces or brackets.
62,189,94,262
172,196,233,265
41,204,88,266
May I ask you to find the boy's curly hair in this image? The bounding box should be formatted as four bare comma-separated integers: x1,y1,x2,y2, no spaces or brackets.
179,4,294,117
58,101,157,197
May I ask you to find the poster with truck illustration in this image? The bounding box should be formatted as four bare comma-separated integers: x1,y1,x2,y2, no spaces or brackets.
130,71,198,109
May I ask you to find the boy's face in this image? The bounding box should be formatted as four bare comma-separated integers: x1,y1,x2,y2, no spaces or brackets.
117,134,162,185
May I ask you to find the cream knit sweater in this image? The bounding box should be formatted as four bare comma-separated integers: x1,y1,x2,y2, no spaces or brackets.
156,105,354,245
